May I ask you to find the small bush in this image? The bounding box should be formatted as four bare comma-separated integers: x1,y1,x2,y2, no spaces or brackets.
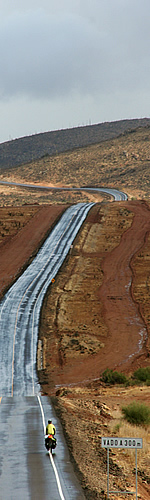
122,402,150,426
133,367,150,384
101,368,129,386
113,423,121,434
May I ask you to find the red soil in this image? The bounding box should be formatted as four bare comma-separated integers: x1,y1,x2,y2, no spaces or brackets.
0,205,67,299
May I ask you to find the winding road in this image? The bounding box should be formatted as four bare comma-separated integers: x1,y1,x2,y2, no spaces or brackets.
0,179,128,201
0,187,127,499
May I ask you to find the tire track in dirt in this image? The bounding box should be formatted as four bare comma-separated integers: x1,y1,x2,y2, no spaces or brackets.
46,201,150,387
98,200,150,372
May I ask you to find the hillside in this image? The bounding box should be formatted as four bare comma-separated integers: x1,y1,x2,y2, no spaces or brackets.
0,123,150,207
0,117,150,170
0,121,150,498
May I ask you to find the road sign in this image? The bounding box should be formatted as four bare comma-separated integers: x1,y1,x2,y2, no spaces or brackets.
101,437,142,499
101,437,143,449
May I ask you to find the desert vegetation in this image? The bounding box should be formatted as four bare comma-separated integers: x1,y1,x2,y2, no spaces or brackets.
122,402,150,426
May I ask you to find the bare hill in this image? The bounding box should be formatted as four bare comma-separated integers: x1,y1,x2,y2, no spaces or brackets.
0,123,150,206
0,117,150,170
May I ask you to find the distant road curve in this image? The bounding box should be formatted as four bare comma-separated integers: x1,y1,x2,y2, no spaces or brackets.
81,187,127,201
0,180,128,201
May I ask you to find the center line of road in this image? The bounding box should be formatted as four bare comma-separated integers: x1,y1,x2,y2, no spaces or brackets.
37,395,66,500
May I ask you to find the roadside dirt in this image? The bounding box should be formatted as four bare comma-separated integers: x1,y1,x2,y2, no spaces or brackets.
0,204,67,299
39,201,150,390
0,200,150,499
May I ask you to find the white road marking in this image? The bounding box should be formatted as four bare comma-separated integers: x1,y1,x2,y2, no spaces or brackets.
37,395,66,500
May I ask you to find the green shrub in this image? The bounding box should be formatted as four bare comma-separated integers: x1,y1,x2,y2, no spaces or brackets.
122,401,150,426
101,368,128,385
133,367,150,384
113,423,121,434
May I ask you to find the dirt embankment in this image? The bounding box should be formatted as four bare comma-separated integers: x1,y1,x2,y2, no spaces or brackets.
0,204,67,299
39,200,150,391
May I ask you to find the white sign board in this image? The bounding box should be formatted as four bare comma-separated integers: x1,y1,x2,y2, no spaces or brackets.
101,437,143,449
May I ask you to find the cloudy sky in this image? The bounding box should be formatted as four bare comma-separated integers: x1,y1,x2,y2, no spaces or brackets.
0,0,150,143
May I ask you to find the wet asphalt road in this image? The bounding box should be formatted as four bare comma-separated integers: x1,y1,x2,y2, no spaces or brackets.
0,180,128,201
0,396,85,500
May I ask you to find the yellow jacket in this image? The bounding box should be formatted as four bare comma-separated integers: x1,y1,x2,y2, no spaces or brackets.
46,423,56,435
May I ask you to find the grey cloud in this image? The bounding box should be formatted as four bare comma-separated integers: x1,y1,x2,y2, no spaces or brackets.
0,2,150,101
0,9,101,99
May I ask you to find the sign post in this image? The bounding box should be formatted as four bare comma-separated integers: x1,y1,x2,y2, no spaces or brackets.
101,437,143,499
